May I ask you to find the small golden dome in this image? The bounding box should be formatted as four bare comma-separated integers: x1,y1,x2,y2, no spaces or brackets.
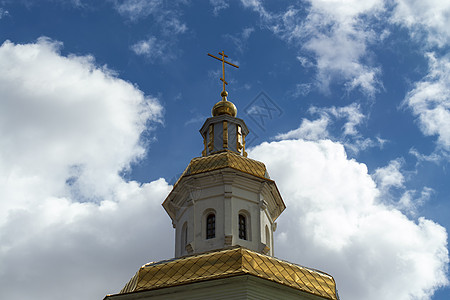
212,91,237,117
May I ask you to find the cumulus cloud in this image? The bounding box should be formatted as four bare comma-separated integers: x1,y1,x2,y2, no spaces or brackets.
403,53,450,151
0,38,172,300
249,138,449,300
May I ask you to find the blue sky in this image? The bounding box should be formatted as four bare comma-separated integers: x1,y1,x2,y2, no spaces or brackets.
0,1,449,299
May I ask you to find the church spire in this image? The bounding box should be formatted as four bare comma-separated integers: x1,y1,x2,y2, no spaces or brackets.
200,51,247,156
207,51,238,117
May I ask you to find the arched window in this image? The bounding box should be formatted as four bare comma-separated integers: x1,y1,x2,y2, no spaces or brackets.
265,225,271,249
181,222,188,254
239,214,247,240
206,213,216,239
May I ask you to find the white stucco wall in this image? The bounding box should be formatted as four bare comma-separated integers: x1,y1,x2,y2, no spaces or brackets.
172,169,279,257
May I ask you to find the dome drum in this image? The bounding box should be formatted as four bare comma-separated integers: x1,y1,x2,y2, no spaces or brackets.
200,115,249,156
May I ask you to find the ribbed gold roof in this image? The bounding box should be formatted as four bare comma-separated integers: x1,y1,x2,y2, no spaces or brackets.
119,247,337,299
177,151,269,185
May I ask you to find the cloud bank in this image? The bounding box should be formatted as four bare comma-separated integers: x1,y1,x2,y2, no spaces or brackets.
0,38,172,300
250,139,448,300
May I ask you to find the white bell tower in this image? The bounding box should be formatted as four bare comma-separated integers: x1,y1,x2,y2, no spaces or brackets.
163,52,285,257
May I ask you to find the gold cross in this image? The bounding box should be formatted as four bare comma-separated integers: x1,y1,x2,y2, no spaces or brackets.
208,51,239,93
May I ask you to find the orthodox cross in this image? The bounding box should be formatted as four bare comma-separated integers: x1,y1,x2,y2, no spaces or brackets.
208,51,239,93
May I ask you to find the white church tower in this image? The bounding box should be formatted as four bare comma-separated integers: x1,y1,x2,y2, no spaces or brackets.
104,51,339,300
163,87,285,258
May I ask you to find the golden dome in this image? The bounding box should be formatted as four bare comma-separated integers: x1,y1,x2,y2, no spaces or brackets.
212,91,237,117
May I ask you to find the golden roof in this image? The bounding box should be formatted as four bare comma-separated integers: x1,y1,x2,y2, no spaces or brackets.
178,151,269,184
118,247,337,300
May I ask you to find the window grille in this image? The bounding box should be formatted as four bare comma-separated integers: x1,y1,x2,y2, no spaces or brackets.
206,213,215,239
239,214,247,240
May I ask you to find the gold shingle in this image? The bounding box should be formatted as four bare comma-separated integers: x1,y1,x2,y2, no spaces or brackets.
120,247,337,300
174,151,268,187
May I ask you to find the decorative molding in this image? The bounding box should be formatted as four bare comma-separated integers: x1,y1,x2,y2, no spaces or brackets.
243,133,247,157
208,124,214,152
237,125,243,151
223,121,228,149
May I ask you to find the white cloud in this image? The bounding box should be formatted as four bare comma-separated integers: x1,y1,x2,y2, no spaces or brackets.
409,147,445,163
309,103,365,136
398,186,434,215
112,0,162,21
210,0,229,16
391,0,450,47
298,1,383,96
249,138,449,300
296,56,314,68
224,27,255,53
276,116,330,141
240,0,271,20
0,38,172,300
242,27,254,39
114,0,187,61
371,159,431,214
130,36,173,61
163,17,187,35
276,103,378,154
111,0,187,35
184,114,207,126
403,53,450,151
372,158,405,191
0,8,9,18
112,0,187,61
241,0,450,100
241,0,384,96
290,82,312,98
